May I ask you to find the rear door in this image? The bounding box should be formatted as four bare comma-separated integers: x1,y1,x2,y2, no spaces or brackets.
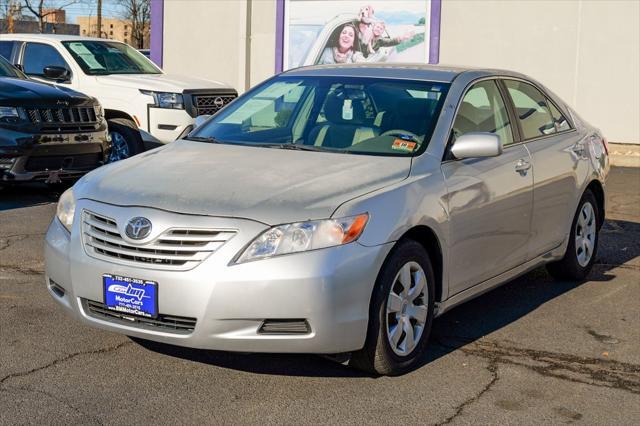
502,79,587,258
442,79,534,295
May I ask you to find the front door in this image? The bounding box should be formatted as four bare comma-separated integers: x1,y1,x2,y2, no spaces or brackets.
441,79,534,296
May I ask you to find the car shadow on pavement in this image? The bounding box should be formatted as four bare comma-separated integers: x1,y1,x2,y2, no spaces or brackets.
0,183,68,211
132,218,639,378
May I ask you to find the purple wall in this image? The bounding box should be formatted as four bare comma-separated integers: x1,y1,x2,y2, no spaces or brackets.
150,0,164,67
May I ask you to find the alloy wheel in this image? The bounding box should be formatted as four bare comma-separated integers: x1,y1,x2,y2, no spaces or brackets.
386,261,429,356
575,202,596,267
108,131,130,163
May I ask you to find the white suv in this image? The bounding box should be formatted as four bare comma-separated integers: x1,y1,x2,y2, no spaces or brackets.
0,34,237,161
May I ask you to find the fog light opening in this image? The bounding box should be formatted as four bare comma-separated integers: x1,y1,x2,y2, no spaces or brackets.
258,319,311,335
48,279,66,298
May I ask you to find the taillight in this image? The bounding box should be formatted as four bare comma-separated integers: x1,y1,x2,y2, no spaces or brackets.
602,136,609,155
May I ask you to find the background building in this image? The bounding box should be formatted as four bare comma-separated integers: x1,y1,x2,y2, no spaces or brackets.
41,8,65,24
152,0,639,144
77,16,149,48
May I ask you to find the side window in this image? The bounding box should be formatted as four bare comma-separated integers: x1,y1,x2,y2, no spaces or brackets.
547,100,572,132
452,80,514,146
0,41,14,61
23,43,69,77
504,80,556,139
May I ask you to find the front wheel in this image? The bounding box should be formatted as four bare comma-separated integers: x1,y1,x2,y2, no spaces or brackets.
350,239,435,376
107,118,144,163
546,190,600,280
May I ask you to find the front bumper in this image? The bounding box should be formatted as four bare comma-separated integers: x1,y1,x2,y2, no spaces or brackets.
44,200,391,353
0,128,109,183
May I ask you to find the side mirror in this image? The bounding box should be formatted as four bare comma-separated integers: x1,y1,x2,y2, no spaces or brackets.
450,132,502,159
194,115,211,128
43,66,70,82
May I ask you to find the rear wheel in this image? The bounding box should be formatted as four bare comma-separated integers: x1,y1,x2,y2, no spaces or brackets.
350,239,435,376
547,190,600,280
107,118,144,163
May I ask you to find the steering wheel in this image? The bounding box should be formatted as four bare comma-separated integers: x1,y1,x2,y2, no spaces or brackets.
380,129,421,143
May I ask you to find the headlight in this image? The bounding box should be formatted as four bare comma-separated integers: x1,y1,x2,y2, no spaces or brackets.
0,106,25,124
56,188,76,233
236,214,369,263
140,90,184,109
93,104,104,121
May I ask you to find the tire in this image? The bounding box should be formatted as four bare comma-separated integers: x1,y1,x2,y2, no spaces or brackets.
107,118,144,163
350,239,435,376
546,190,600,281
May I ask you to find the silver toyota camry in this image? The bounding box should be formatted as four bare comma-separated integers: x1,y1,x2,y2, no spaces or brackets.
45,64,609,375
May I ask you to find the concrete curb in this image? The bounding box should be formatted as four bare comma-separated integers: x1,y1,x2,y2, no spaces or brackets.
609,143,640,168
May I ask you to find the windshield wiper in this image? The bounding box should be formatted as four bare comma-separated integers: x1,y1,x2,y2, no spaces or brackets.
265,143,341,153
184,136,226,144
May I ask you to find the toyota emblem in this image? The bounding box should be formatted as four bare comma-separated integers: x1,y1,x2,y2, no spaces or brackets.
125,217,152,240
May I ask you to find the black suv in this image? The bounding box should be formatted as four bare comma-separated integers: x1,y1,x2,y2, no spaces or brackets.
0,54,109,185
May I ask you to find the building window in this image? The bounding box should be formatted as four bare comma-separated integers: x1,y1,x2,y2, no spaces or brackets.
110,24,113,28
110,31,113,35
124,32,127,36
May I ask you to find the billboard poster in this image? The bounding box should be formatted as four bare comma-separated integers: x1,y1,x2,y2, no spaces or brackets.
282,0,434,70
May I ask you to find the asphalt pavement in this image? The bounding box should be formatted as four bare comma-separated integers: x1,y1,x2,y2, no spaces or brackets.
1,167,639,425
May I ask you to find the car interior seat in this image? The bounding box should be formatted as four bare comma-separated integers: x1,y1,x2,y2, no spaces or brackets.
308,94,380,148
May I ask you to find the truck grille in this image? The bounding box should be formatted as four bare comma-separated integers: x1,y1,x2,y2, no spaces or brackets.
81,210,236,271
193,94,236,116
26,107,98,133
83,299,197,334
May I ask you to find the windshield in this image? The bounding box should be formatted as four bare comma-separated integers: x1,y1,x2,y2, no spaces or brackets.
62,40,161,75
189,76,449,157
0,54,24,79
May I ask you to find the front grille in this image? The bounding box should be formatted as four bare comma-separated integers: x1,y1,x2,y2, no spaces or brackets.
24,153,102,171
193,94,236,116
258,319,311,335
83,299,197,334
82,210,236,271
26,106,98,133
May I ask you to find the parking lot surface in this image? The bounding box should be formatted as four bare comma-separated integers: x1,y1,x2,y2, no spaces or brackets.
1,167,639,425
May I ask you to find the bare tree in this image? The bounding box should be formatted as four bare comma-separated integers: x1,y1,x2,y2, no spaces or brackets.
118,0,149,48
1,0,21,33
22,0,77,33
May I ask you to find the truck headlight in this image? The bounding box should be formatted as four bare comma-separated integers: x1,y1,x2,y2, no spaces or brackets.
236,214,369,263
93,104,104,121
0,106,25,124
56,188,76,233
140,90,184,109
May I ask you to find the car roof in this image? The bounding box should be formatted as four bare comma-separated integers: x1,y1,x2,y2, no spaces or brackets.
281,63,527,83
0,33,124,44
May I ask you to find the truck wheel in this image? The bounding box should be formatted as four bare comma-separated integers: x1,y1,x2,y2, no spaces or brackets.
107,118,144,163
546,190,600,281
350,239,435,376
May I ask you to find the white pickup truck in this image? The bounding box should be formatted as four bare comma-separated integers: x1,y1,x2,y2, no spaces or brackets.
0,34,237,161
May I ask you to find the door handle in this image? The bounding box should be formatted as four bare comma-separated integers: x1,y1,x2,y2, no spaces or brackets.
515,159,531,175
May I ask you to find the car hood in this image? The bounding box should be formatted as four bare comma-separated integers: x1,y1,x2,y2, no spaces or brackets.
93,73,232,93
0,77,92,106
75,140,411,225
